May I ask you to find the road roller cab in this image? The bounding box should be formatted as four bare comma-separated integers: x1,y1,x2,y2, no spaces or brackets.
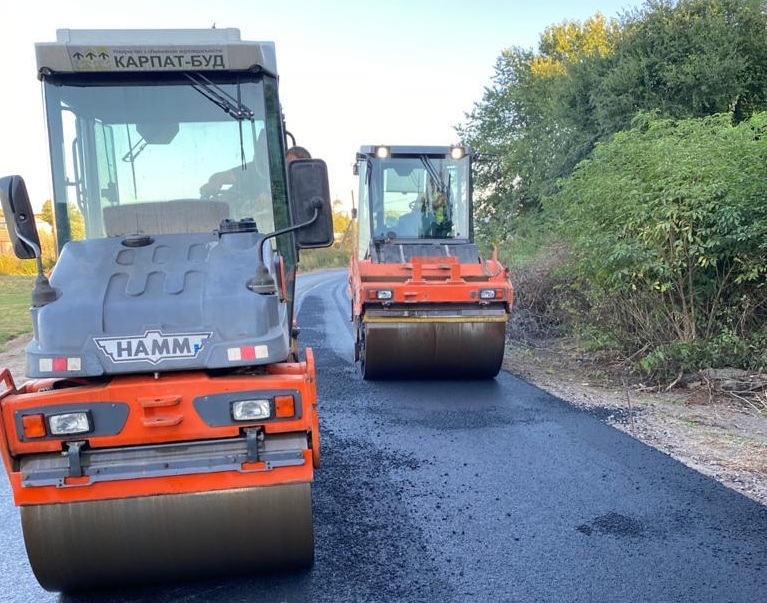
0,28,333,592
349,145,513,379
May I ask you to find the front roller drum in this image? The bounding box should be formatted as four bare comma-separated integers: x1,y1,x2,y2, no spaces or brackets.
21,482,313,593
360,319,506,380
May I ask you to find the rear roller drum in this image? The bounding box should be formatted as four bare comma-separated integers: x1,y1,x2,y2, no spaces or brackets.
21,482,313,593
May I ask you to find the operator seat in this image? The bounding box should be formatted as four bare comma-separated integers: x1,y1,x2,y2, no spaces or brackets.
103,200,230,236
396,210,421,237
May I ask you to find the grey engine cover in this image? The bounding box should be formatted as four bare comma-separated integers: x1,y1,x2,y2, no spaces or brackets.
26,231,289,378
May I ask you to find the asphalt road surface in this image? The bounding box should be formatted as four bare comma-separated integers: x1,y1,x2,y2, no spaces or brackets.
1,269,766,602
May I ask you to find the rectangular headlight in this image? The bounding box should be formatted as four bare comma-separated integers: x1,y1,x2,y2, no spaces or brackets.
479,288,497,299
232,399,271,421
376,289,393,300
48,411,91,435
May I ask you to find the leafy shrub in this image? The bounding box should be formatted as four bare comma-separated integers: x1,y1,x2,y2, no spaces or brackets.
506,243,572,341
545,112,767,379
637,328,767,381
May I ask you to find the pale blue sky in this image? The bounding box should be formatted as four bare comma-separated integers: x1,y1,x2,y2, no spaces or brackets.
0,0,642,211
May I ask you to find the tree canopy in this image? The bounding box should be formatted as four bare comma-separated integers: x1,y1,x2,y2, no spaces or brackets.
459,0,767,247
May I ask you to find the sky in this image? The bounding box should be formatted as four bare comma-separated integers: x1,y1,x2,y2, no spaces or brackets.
0,0,643,213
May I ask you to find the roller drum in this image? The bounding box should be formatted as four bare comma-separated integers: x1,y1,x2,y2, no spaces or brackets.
360,320,506,379
21,483,313,592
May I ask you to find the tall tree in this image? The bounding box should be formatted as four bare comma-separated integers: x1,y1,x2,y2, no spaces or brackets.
459,0,767,245
458,14,620,244
595,0,767,132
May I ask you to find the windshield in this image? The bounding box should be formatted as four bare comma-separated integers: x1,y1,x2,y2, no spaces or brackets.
358,154,470,252
43,74,282,246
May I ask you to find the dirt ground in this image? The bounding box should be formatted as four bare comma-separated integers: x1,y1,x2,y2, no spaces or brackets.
504,337,767,507
0,336,27,385
2,333,765,507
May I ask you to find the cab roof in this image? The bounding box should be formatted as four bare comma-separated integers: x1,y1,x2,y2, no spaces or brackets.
357,145,470,157
35,28,277,76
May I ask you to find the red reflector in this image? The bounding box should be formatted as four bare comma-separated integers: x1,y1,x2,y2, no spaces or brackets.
21,414,47,438
52,357,67,372
240,346,256,360
274,395,295,418
63,475,90,486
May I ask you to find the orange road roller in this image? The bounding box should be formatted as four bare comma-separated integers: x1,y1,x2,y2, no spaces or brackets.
0,27,334,592
349,145,513,379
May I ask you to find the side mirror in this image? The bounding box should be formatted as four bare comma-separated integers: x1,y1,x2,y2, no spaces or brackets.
0,175,40,259
288,159,334,249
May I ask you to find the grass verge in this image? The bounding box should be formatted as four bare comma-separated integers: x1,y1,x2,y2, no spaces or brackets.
0,276,34,350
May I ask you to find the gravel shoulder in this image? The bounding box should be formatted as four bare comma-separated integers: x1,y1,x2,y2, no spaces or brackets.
2,333,765,507
0,336,27,386
504,338,767,507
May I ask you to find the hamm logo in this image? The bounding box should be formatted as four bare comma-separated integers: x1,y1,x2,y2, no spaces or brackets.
94,330,212,364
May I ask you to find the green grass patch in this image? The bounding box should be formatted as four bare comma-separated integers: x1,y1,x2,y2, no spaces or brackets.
0,275,34,349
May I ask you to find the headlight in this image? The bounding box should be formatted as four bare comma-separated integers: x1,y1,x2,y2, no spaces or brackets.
48,412,92,435
374,145,390,159
232,399,271,421
450,146,466,160
479,288,498,299
376,289,393,300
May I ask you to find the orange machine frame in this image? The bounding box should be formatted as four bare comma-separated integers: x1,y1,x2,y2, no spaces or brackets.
349,249,513,319
0,348,319,506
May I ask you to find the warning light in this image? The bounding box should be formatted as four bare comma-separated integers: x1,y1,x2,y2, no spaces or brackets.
479,288,499,300
274,395,295,418
21,414,47,439
368,289,393,301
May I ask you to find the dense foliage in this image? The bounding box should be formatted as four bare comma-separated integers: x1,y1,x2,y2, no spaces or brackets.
459,0,767,379
460,0,767,245
547,112,767,377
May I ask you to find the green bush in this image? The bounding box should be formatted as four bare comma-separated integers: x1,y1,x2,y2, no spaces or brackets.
638,328,767,380
545,112,767,379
